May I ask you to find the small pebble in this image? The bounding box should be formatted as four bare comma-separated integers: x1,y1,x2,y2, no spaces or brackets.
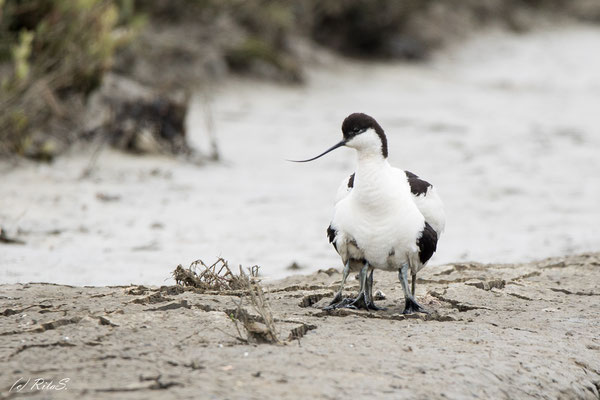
374,290,386,300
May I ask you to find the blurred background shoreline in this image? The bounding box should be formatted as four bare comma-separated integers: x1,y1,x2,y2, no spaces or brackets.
1,1,599,285
3,0,600,159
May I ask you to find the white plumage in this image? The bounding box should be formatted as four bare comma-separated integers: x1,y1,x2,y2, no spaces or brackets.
331,154,425,271
334,167,445,269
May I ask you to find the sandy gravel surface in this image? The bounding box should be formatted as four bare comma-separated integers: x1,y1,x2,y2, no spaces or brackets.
1,253,599,399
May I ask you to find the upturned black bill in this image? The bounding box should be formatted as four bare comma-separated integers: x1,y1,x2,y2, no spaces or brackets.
288,139,347,163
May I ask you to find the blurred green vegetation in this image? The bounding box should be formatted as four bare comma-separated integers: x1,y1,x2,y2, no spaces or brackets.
1,0,598,159
0,0,143,157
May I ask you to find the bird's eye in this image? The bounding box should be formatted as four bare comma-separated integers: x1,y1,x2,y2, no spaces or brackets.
353,127,360,133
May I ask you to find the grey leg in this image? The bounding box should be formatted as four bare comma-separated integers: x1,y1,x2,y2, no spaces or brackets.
324,260,351,309
365,269,373,302
357,264,366,293
365,269,385,311
399,263,411,298
411,271,417,297
341,261,370,310
399,263,427,314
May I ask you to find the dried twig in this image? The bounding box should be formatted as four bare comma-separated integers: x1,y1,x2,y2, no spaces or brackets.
237,266,280,344
172,258,246,291
227,294,280,344
172,258,279,344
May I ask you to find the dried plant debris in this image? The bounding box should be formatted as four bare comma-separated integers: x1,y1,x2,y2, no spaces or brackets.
227,306,274,344
173,258,280,344
172,258,250,291
227,268,280,344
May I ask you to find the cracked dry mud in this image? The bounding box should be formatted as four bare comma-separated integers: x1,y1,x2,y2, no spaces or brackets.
1,253,599,399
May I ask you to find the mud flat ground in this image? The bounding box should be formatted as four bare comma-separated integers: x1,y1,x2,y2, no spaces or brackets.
1,253,599,399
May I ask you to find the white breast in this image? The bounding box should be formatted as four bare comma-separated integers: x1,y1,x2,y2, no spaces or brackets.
331,160,425,270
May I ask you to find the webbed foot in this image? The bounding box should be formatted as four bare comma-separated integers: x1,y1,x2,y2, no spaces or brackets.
329,291,343,305
323,295,354,310
343,291,369,310
324,294,385,311
403,297,428,314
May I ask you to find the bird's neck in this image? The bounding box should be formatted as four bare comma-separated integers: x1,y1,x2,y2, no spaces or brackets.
353,152,412,207
356,151,388,172
353,153,391,202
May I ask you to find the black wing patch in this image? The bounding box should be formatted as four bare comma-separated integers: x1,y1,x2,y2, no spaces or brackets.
404,170,419,179
405,170,432,196
417,222,438,264
327,224,338,252
347,173,355,188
